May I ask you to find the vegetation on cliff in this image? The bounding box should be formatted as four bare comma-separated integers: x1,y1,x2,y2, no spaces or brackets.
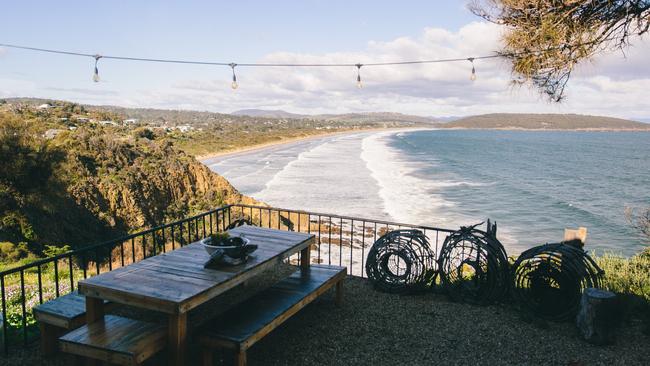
0,103,258,268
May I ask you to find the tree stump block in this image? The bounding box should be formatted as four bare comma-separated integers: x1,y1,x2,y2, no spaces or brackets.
576,288,619,345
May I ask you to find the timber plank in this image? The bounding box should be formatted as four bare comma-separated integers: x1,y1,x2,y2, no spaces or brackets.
34,291,111,329
78,227,314,314
199,265,346,350
59,315,166,366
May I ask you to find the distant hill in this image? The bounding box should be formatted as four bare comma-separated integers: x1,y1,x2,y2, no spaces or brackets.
231,109,307,119
316,112,438,124
443,113,650,130
232,109,438,124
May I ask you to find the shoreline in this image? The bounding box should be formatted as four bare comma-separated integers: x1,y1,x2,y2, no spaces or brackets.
439,127,650,132
196,126,430,161
196,126,650,161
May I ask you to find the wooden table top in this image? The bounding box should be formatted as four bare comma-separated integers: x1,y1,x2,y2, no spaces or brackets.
78,226,315,314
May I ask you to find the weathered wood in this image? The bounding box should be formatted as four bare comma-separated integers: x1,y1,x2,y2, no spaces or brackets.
234,350,247,366
85,296,104,324
564,227,587,243
300,245,311,270
58,315,166,366
78,227,315,315
201,348,213,366
168,313,187,366
76,226,314,366
576,288,619,345
33,291,112,356
33,291,113,329
199,265,346,365
335,281,343,307
39,322,58,356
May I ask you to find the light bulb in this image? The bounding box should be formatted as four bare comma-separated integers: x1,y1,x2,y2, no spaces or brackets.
229,63,238,90
355,63,363,89
92,55,102,83
468,58,476,81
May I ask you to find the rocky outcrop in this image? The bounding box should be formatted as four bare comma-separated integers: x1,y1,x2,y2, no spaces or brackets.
60,131,261,235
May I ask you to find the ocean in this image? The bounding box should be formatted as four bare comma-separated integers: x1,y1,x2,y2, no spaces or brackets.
204,129,650,256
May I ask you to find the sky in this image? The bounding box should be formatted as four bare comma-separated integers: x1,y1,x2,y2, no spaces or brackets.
1,0,649,120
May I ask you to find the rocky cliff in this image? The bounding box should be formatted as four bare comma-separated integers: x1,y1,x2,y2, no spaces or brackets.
0,111,260,258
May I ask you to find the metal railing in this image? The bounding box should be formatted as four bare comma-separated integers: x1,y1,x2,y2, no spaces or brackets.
0,204,454,355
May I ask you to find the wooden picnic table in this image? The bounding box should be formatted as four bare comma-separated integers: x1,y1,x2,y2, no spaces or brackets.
78,225,315,366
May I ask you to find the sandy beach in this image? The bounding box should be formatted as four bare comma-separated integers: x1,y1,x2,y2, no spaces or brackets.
196,126,430,161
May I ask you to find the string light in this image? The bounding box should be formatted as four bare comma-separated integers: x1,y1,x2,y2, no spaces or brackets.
468,57,476,81
93,54,102,82
229,63,238,89
0,38,619,89
356,63,363,88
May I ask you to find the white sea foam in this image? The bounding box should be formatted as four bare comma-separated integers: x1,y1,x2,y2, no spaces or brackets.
207,129,518,248
361,132,458,226
360,132,518,246
253,133,389,219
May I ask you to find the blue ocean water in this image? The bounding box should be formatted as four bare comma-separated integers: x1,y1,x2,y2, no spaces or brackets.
205,129,650,256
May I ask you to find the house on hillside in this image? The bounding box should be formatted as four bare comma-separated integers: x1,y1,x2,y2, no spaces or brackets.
37,103,51,109
123,118,139,125
175,125,193,133
99,120,118,126
44,129,63,139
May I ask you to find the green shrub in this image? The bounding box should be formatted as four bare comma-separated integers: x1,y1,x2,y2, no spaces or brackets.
43,244,72,257
0,241,31,261
596,248,650,320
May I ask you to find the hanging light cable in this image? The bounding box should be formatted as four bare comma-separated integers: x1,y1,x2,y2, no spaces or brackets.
93,54,102,82
229,63,238,89
356,63,363,88
468,57,476,81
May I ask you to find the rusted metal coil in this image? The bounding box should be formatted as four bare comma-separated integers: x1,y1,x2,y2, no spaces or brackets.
511,242,604,321
437,220,510,304
365,229,436,293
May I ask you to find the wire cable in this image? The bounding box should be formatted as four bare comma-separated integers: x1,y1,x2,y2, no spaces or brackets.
0,42,498,68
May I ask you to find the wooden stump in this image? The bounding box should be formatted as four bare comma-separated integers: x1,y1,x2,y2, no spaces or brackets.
576,288,619,345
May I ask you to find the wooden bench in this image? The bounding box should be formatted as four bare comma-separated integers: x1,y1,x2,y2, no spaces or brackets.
58,315,166,366
33,291,113,355
198,265,346,366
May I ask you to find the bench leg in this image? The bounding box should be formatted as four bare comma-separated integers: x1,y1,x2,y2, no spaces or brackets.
39,322,58,356
202,348,213,366
335,281,343,307
234,350,247,366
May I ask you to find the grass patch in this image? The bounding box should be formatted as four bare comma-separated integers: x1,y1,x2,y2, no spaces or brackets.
595,248,650,323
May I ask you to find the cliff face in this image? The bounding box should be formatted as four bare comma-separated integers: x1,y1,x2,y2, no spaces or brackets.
1,115,260,255
59,128,261,235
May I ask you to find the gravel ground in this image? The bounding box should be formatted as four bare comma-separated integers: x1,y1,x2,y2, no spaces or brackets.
4,272,649,366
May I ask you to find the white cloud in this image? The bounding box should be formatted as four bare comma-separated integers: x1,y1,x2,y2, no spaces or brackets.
3,23,650,119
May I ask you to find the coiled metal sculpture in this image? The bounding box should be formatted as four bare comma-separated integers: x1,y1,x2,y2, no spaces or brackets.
437,220,509,304
365,229,436,294
511,240,604,321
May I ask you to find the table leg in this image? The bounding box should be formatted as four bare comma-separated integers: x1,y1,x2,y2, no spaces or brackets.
85,296,104,323
168,312,188,366
84,297,104,366
300,245,311,269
